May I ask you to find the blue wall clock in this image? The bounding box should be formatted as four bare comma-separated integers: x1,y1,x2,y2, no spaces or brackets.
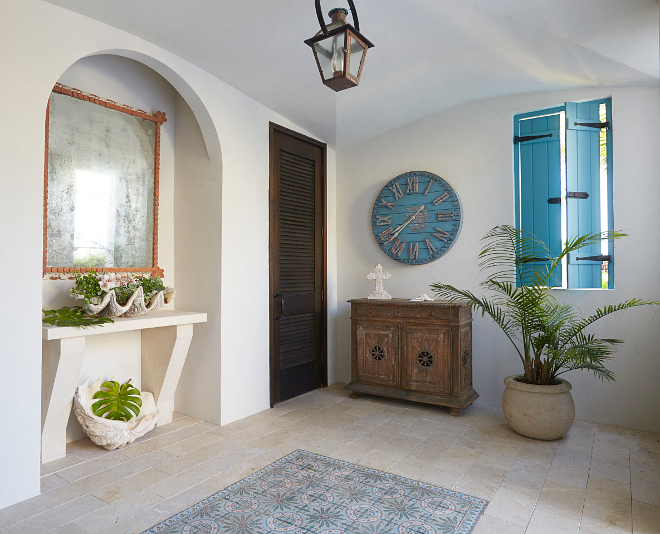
371,171,463,265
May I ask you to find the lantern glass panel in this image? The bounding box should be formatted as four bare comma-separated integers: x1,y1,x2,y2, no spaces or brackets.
349,36,365,78
314,33,346,79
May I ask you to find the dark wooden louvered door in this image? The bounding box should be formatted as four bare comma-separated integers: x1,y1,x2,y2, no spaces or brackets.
270,123,326,405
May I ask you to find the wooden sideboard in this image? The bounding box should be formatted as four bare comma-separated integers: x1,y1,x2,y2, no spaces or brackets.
345,299,477,415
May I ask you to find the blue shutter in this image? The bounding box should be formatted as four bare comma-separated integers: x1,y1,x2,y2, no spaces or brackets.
514,110,562,287
565,98,612,289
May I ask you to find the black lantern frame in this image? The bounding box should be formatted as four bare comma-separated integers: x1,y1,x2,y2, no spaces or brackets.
304,1,374,92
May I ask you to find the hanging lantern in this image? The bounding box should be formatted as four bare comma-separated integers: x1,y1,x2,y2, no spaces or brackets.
304,1,374,92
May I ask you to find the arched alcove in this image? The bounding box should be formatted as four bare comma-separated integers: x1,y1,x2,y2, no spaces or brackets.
42,52,224,445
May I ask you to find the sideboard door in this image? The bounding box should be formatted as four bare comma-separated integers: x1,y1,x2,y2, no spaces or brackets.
401,325,451,394
355,322,398,387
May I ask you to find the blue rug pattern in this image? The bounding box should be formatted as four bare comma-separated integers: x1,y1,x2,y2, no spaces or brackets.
142,449,488,534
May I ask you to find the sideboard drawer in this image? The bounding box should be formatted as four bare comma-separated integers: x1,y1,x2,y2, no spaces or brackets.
355,305,451,322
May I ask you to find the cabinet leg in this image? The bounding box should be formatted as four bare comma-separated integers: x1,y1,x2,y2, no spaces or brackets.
350,391,360,399
447,407,460,417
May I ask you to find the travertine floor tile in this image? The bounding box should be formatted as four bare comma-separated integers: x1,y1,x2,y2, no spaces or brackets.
145,464,218,499
40,454,84,477
0,496,51,529
420,464,468,489
132,486,213,527
20,388,659,534
501,458,549,492
90,468,171,504
161,430,222,456
585,475,632,516
526,507,581,533
57,451,132,482
631,474,660,507
535,479,586,521
484,483,539,526
72,488,163,532
4,494,105,534
38,469,124,508
50,521,89,534
454,462,507,501
632,500,660,534
580,504,632,533
41,473,69,493
472,514,526,533
200,445,264,473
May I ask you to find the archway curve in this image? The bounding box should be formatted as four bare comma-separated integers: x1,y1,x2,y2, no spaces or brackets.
88,48,223,171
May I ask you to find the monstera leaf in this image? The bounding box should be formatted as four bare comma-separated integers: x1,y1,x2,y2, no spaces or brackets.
92,380,142,421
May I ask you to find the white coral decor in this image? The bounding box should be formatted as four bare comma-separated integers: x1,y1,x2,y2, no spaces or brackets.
73,378,159,450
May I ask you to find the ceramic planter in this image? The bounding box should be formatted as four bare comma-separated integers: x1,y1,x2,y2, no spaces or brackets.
502,374,575,440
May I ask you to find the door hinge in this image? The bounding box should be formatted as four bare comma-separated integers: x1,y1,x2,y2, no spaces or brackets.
515,133,553,144
548,191,589,204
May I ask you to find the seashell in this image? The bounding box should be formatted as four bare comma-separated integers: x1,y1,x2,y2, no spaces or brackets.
73,379,159,450
72,286,175,318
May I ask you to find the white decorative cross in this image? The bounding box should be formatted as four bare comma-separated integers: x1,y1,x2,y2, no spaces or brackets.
367,264,392,299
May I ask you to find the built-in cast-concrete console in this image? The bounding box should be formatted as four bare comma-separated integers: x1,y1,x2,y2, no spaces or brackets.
41,310,207,464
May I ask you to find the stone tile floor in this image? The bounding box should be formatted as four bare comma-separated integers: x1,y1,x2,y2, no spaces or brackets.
1,383,659,533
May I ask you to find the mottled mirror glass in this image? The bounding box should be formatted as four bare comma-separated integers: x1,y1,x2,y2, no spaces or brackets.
46,91,156,269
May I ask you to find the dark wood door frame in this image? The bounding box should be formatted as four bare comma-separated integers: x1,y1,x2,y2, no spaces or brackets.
269,122,328,407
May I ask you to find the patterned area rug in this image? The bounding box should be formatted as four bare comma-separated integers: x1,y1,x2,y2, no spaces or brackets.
142,450,488,534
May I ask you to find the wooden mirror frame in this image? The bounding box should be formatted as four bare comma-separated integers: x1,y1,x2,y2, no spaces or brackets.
43,83,166,280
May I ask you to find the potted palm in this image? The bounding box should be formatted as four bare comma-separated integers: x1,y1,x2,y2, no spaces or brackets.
431,225,657,440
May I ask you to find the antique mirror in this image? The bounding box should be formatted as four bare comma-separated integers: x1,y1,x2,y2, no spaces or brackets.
43,83,166,279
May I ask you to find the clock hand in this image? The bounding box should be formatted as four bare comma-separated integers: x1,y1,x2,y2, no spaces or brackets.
391,206,425,238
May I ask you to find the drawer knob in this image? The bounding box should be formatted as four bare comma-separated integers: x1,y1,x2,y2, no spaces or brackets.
366,309,373,315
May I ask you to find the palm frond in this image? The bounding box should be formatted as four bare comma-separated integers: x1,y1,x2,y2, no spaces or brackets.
560,299,658,347
430,225,653,385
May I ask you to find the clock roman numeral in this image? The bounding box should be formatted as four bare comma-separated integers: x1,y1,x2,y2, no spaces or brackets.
379,227,395,243
391,239,405,257
389,182,404,200
433,192,449,205
378,197,395,210
375,215,391,226
407,176,418,194
409,243,419,260
425,239,437,255
433,227,450,241
437,211,455,221
424,178,435,195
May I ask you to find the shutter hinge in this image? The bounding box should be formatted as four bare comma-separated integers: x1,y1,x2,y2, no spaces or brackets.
576,254,612,263
548,191,589,204
515,133,553,144
573,121,610,130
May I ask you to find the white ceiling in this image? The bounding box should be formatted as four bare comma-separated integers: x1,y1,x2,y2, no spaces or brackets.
44,0,659,149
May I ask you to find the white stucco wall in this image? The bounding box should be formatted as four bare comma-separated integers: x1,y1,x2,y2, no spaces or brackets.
336,86,660,434
0,0,337,509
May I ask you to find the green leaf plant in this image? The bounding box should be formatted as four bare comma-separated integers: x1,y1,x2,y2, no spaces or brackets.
92,380,142,421
430,225,658,385
42,307,114,328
